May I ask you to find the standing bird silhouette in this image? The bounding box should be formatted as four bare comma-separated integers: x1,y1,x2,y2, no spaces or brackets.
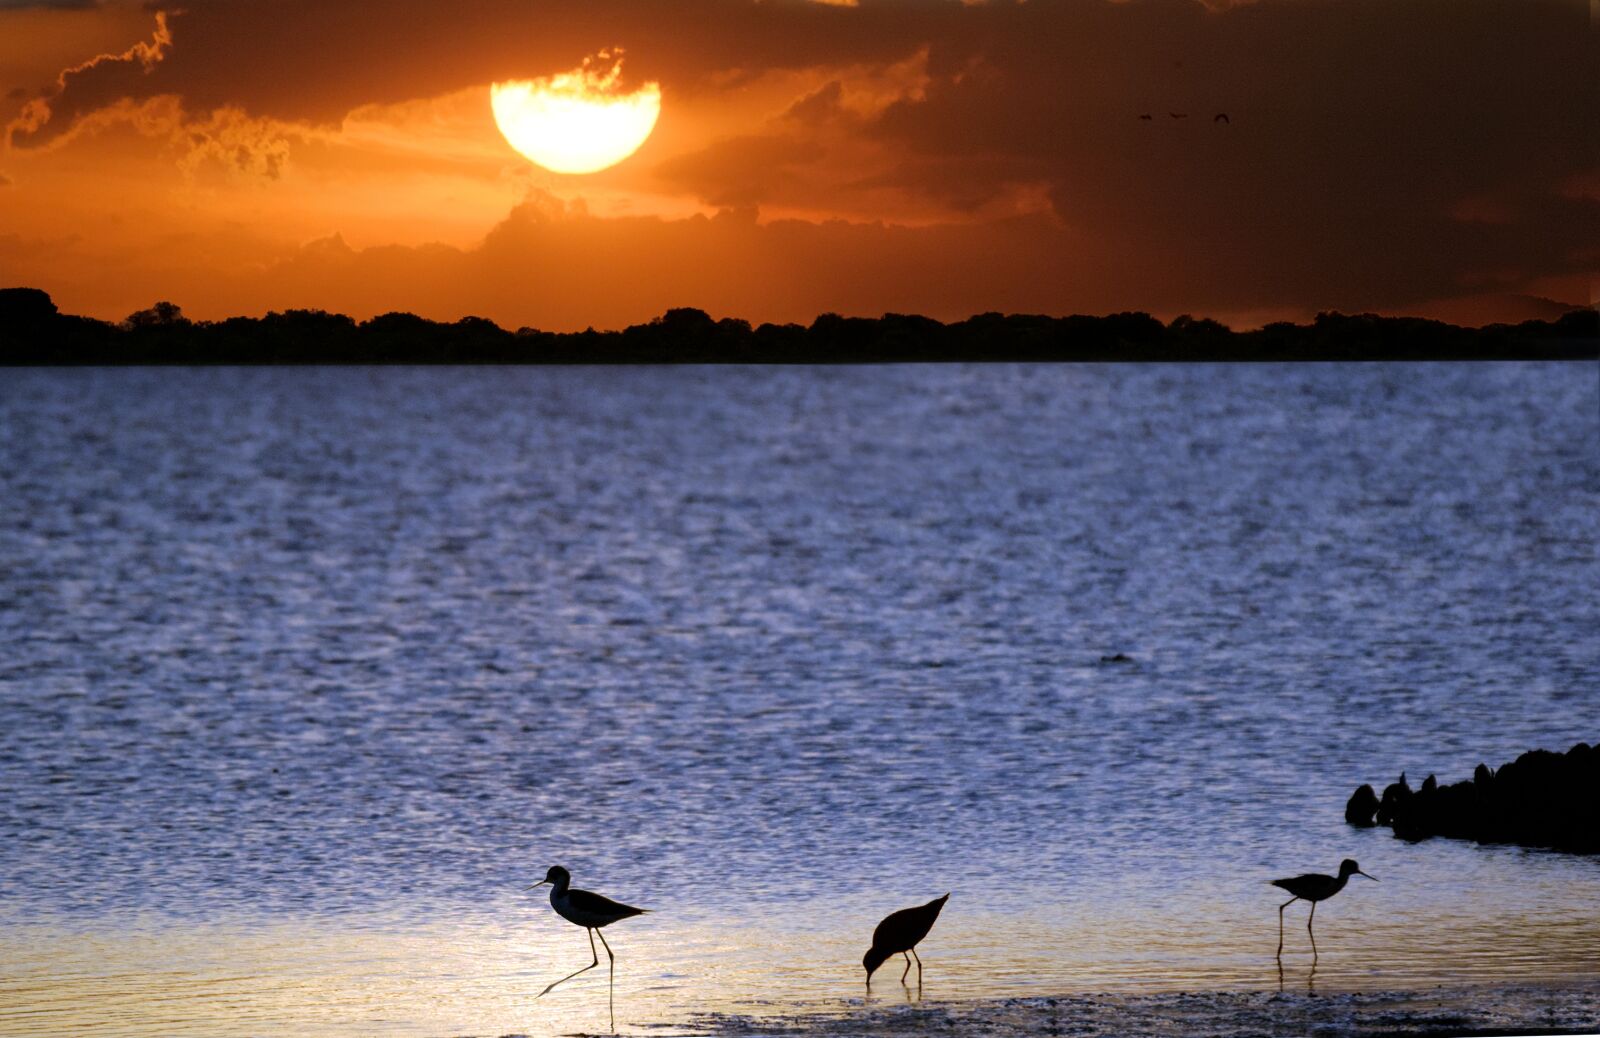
863,893,949,988
1271,858,1376,957
527,865,648,1030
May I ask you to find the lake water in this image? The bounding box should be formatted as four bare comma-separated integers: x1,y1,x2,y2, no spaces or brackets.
1,363,1596,1036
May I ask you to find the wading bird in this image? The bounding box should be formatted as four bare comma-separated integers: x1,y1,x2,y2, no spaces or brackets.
863,893,949,988
1271,858,1376,957
527,865,648,1029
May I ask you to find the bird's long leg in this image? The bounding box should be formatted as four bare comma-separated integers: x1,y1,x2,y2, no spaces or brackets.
900,951,913,984
538,927,600,998
1307,901,1318,960
596,927,617,1034
1277,898,1296,957
912,948,923,986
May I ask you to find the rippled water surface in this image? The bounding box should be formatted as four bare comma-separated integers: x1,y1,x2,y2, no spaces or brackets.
1,364,1597,1036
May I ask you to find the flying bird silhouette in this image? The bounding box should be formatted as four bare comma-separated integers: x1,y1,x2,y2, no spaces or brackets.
1214,113,1230,123
1169,112,1189,119
1138,113,1153,120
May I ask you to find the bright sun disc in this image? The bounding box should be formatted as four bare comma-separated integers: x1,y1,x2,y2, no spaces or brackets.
491,52,660,175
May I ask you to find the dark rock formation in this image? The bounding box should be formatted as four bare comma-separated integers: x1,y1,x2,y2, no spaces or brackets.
1345,783,1379,826
1349,743,1599,854
1376,772,1412,826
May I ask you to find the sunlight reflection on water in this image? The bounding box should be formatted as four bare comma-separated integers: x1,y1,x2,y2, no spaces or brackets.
5,900,1600,1036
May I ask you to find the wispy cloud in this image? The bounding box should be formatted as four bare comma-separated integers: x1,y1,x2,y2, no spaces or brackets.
7,9,169,147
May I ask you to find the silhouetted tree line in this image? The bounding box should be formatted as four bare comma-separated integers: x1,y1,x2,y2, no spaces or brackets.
1,287,1594,364
1345,743,1600,854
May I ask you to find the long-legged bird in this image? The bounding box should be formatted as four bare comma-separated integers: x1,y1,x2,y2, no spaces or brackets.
527,865,647,1029
1271,858,1375,957
863,893,949,988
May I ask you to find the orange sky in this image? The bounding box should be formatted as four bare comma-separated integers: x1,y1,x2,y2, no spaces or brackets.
0,0,1593,331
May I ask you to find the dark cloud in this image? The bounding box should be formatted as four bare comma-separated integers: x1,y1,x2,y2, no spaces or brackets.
653,0,1597,310
219,192,1074,330
213,185,1582,329
10,0,1595,318
847,155,1051,214
784,80,847,125
654,133,827,207
928,0,1596,310
7,8,168,147
84,0,944,125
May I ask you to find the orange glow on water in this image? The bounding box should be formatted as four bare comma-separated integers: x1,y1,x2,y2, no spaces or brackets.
5,895,1600,1037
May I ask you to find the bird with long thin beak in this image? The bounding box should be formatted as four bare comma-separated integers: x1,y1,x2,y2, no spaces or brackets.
526,865,647,1031
1270,858,1376,958
863,893,949,990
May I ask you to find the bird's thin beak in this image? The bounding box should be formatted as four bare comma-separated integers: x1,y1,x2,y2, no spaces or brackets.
1359,871,1378,882
524,880,550,890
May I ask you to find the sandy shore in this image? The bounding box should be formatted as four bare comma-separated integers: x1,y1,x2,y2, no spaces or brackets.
678,983,1600,1038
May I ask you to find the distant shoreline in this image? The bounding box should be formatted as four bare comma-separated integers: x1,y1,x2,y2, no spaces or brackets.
691,981,1600,1038
2,288,1595,365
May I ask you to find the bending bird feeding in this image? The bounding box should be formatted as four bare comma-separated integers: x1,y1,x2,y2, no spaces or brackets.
863,893,949,988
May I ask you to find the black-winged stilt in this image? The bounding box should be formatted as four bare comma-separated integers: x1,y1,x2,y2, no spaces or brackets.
1271,858,1376,957
527,865,647,1029
863,893,949,989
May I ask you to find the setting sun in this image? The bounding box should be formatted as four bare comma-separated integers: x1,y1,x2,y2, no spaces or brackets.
490,51,660,175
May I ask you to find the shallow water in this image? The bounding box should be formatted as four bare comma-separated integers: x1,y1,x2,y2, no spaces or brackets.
1,363,1596,1036
696,983,1600,1038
